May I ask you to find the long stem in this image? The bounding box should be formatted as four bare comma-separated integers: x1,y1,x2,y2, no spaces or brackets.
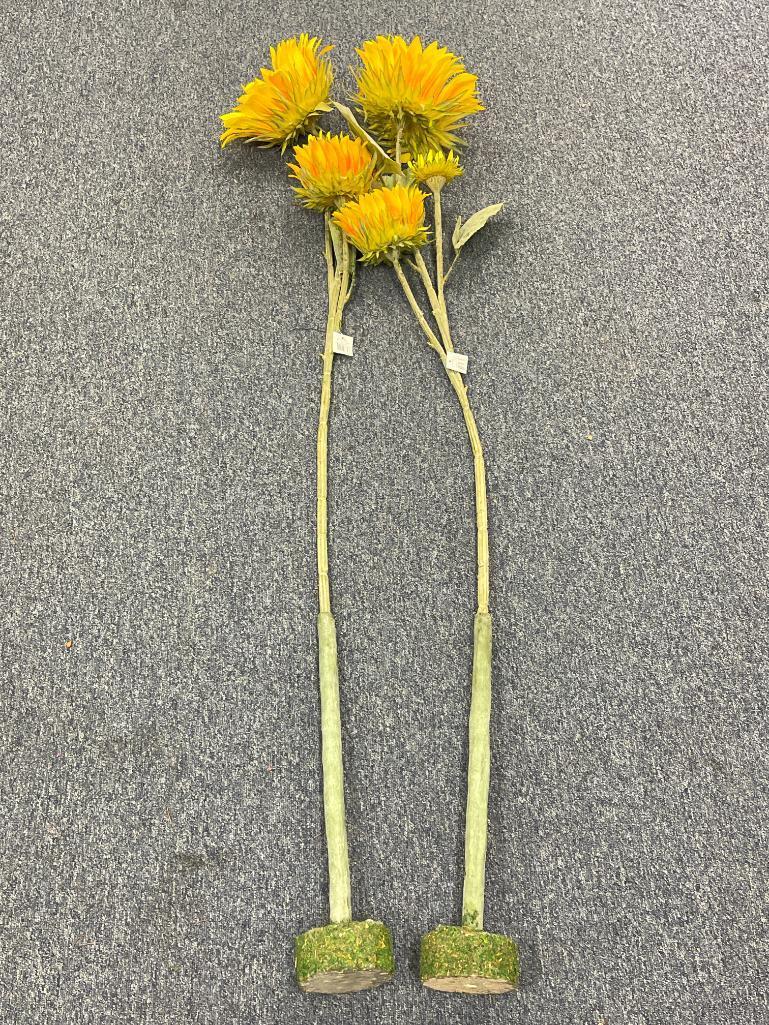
410,253,490,615
317,215,352,923
462,611,492,930
317,217,340,615
393,254,492,929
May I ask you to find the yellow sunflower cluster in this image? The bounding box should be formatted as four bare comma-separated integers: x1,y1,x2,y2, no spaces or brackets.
289,133,379,211
332,185,429,265
220,35,333,150
353,36,483,154
221,35,482,264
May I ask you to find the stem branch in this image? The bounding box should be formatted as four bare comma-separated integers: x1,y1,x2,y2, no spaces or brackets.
392,258,445,358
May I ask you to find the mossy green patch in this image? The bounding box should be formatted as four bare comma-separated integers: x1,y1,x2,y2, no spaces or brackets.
420,925,519,991
295,920,395,992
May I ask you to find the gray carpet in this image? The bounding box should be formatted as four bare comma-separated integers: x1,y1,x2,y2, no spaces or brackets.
2,1,768,1022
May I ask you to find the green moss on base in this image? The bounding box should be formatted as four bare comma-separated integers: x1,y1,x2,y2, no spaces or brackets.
295,920,395,993
420,925,519,994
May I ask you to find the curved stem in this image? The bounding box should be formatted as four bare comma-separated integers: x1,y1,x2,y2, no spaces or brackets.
317,215,352,922
400,255,490,615
392,253,493,929
453,385,490,616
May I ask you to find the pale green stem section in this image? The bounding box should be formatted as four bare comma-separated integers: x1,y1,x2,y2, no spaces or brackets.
392,258,445,357
317,611,352,923
433,186,446,312
414,250,449,346
393,253,493,931
412,251,490,615
443,251,460,286
462,611,492,930
317,218,339,614
317,215,353,923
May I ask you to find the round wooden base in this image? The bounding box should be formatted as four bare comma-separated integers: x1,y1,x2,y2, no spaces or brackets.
420,925,519,994
295,920,395,994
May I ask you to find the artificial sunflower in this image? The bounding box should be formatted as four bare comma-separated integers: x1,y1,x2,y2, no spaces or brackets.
220,34,333,150
289,133,379,211
333,185,429,265
353,36,483,156
408,149,463,189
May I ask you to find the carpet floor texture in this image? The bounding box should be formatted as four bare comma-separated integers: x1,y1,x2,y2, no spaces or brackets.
2,2,767,1023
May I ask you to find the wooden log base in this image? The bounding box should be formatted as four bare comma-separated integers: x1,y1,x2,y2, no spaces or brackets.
295,920,395,995
299,966,392,994
420,925,519,995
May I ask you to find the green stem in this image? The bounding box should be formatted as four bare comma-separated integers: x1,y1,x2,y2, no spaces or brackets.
317,218,339,614
392,254,493,930
411,252,490,615
414,250,449,347
443,252,460,286
318,611,352,923
462,612,492,929
434,186,446,310
392,258,445,358
317,215,352,923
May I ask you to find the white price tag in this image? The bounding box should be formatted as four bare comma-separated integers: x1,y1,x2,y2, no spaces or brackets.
446,351,468,374
332,331,354,356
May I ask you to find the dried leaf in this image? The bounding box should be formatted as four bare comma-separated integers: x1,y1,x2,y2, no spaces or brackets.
452,203,504,252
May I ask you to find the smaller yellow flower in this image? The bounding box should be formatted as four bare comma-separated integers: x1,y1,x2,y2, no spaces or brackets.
288,133,379,211
220,35,333,150
333,185,429,265
408,150,463,189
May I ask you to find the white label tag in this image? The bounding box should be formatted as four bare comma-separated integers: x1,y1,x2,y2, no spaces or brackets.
446,351,468,374
332,331,354,356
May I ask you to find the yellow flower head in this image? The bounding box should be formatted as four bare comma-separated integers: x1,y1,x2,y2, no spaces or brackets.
332,185,429,265
288,133,379,211
220,35,333,150
408,149,463,188
353,36,483,155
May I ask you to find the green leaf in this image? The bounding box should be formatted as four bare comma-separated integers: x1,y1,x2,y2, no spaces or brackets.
332,102,401,173
452,203,504,252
